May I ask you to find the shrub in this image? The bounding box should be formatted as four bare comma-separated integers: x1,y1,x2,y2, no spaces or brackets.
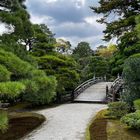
0,49,34,80
122,56,140,105
134,99,140,110
38,54,79,96
0,65,11,82
22,76,57,105
108,102,129,118
0,110,8,133
0,82,26,100
56,68,80,95
121,110,140,129
30,70,46,78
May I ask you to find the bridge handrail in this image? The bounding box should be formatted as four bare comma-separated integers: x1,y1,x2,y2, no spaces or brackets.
73,77,104,100
106,77,124,102
74,78,94,92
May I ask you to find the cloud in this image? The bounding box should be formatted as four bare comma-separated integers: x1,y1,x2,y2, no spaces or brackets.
25,0,108,49
51,21,103,38
0,23,13,35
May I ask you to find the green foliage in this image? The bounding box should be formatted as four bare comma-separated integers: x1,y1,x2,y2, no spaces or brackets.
0,48,34,80
0,82,25,100
31,24,56,56
0,48,57,105
73,42,93,58
0,110,8,133
91,1,140,77
134,99,140,110
0,65,11,82
98,44,117,58
55,39,71,54
0,43,36,64
122,56,140,105
121,110,140,129
56,68,79,94
30,70,46,78
136,15,140,39
91,0,139,41
130,53,140,58
108,102,129,118
109,52,125,76
38,54,79,95
22,76,57,105
89,56,109,77
0,0,34,46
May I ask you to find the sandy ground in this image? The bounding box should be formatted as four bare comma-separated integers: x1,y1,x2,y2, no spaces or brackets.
22,103,107,140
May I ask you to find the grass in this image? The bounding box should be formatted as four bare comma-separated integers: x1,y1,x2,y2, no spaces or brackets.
86,109,108,140
0,110,8,133
107,120,140,140
87,109,140,140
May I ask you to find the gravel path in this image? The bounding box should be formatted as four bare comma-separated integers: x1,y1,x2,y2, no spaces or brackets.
22,103,107,140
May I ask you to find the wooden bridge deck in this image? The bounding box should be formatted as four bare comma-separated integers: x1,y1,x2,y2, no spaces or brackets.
74,82,112,103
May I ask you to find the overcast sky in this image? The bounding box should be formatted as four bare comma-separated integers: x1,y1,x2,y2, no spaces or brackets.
25,0,111,49
0,0,113,49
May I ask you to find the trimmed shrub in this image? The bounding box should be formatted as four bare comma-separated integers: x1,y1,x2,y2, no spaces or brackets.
30,70,46,78
122,56,140,105
56,68,80,94
0,110,8,133
22,76,57,105
108,102,129,118
134,99,140,110
0,65,11,82
0,82,26,99
121,110,140,129
0,49,34,80
38,54,79,96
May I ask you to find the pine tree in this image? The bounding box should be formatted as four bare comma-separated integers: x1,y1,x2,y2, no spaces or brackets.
0,0,33,48
91,0,140,75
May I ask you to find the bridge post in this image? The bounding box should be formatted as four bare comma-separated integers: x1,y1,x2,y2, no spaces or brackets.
104,75,107,81
112,90,116,102
71,91,74,102
106,85,108,102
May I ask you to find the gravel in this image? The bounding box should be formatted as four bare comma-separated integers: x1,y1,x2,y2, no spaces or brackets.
22,103,107,140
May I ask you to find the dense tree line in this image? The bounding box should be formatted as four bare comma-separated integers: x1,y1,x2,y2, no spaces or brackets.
0,0,140,106
91,0,140,76
0,0,79,105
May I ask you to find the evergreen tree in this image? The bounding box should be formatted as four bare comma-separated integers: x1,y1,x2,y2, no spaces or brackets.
91,0,140,75
0,0,33,49
30,24,56,56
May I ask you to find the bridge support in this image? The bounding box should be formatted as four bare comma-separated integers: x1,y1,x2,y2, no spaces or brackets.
106,77,124,103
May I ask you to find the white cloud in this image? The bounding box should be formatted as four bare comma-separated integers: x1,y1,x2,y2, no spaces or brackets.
25,0,111,49
45,0,58,3
57,35,106,50
75,0,85,8
0,24,6,35
0,23,13,35
30,14,55,25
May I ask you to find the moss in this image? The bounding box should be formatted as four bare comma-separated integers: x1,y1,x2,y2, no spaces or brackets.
107,120,140,140
88,109,140,140
8,102,31,111
86,109,108,140
0,112,45,140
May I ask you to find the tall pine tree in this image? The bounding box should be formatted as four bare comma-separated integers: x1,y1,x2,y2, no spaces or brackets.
91,0,140,75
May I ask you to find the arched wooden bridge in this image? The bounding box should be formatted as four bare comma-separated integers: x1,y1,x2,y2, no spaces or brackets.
71,77,123,103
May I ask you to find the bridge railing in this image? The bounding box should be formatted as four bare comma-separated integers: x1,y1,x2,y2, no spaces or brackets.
72,77,105,101
106,77,124,102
